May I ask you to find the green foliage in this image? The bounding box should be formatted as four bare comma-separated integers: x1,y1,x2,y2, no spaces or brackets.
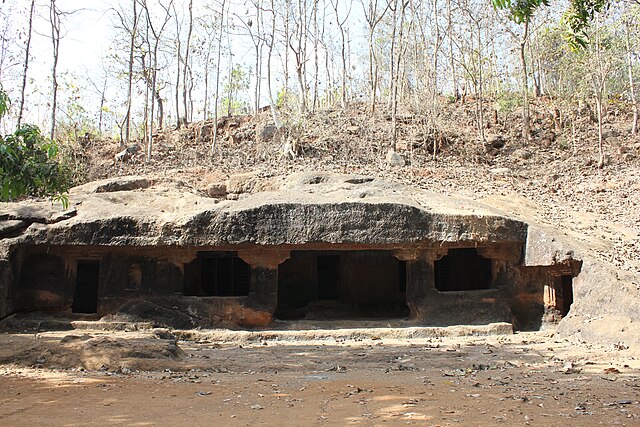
561,0,609,50
0,88,71,207
492,0,549,24
537,22,626,100
276,88,295,109
493,0,611,50
222,64,250,115
0,88,9,118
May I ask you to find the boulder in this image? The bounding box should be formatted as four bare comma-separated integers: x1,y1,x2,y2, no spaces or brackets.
206,182,227,198
386,150,406,167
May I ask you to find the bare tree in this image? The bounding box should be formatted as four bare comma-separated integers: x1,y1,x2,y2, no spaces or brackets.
518,19,531,141
390,0,409,149
17,0,35,128
330,0,351,109
49,0,61,140
197,7,218,121
624,16,638,134
290,0,310,113
458,0,487,142
117,0,140,146
183,0,194,124
173,2,182,127
311,0,320,111
266,0,282,126
212,0,228,153
86,58,109,135
361,0,390,112
446,0,459,100
138,0,174,160
238,0,264,115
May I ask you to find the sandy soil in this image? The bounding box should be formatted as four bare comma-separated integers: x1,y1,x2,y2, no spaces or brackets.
1,329,639,426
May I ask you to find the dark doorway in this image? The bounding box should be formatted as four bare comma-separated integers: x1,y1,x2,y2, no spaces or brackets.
277,251,408,320
435,248,492,291
561,275,573,316
72,260,100,314
317,255,340,300
398,261,407,293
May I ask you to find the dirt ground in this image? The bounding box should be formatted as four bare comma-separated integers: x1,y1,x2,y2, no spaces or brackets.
1,329,639,426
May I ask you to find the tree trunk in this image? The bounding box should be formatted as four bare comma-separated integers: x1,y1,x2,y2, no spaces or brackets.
284,0,290,99
312,0,319,112
17,0,35,129
519,20,530,142
49,0,61,141
183,0,193,124
446,0,458,100
267,0,282,127
625,19,638,135
388,0,398,110
331,0,349,109
124,0,138,146
212,0,226,153
596,92,604,168
175,35,181,126
391,1,407,150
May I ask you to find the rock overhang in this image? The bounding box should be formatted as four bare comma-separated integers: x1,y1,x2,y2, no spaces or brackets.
1,173,530,248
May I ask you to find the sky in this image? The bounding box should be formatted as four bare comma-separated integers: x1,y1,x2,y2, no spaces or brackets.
2,0,114,126
3,0,355,130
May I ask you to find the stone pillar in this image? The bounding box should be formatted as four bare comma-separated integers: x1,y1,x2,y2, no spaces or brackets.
237,249,290,324
394,249,445,322
0,259,12,318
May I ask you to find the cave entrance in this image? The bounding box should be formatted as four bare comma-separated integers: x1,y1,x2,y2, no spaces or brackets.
317,255,340,300
560,275,574,316
72,260,100,314
276,250,409,320
434,248,492,292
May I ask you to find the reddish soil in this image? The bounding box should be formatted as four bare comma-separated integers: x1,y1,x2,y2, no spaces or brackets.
1,330,639,426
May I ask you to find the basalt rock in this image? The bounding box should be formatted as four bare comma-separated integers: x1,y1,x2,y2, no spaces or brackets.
0,172,637,349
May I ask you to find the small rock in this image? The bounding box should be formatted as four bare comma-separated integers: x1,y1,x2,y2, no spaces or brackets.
513,149,532,160
544,174,560,185
386,150,406,167
227,172,257,194
207,183,227,198
227,193,239,201
489,167,510,175
486,134,505,149
259,123,277,141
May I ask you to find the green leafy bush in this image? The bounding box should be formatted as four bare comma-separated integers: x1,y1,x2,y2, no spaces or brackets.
0,88,71,207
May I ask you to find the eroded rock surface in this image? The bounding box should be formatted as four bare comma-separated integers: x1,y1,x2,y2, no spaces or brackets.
0,172,638,349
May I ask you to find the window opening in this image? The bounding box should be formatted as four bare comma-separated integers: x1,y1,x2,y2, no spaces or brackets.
199,254,250,297
434,248,492,291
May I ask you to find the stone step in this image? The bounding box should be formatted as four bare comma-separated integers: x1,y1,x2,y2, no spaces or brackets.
173,322,513,344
